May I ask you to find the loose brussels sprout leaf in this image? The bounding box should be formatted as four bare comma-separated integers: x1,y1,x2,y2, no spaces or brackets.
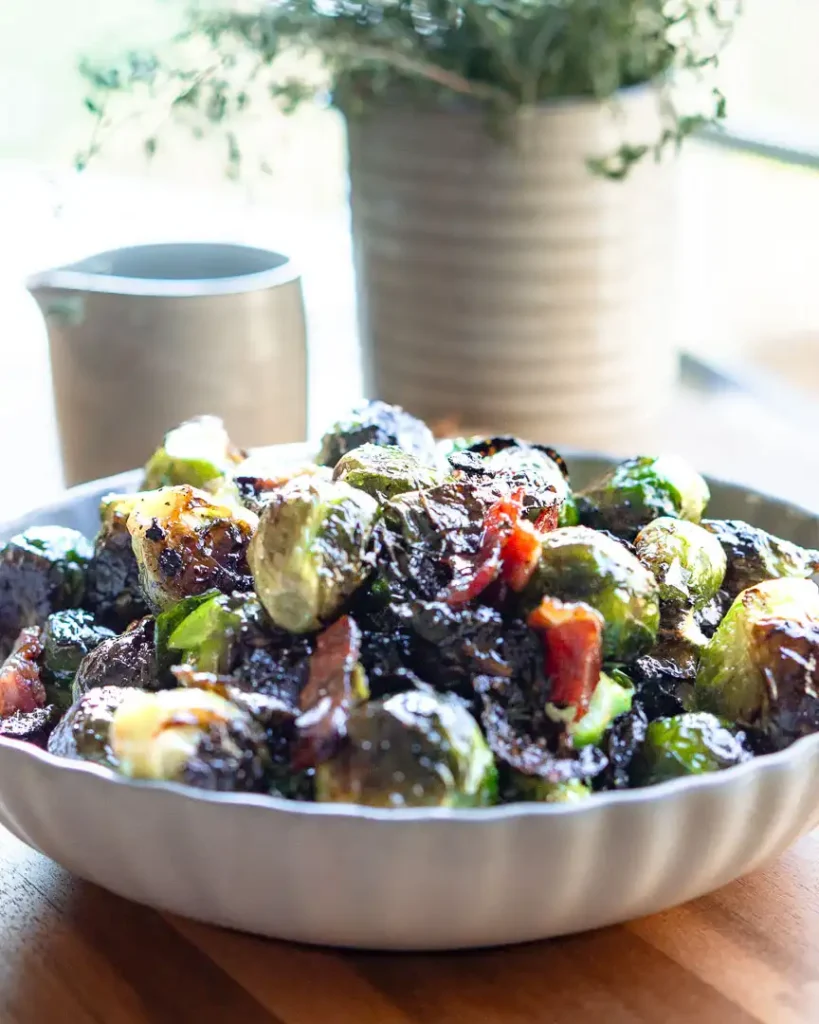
315,689,497,808
0,526,92,658
522,526,660,662
695,578,819,742
41,610,115,709
318,400,438,470
332,443,441,503
702,519,819,600
635,517,727,611
142,415,244,497
577,456,710,540
154,590,220,678
110,687,270,791
128,486,258,612
47,685,132,767
248,476,378,634
0,704,61,748
504,774,592,803
165,591,247,675
84,492,149,631
0,626,46,717
567,670,634,749
633,712,751,785
72,617,159,701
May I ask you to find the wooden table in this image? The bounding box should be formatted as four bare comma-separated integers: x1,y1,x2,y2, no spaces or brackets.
3,823,819,1023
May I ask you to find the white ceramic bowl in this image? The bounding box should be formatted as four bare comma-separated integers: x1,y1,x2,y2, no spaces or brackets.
1,451,819,951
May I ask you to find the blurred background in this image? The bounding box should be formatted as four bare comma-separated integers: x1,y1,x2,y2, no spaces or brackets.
1,0,818,514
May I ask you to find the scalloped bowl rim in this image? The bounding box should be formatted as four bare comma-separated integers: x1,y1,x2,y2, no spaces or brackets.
2,449,818,826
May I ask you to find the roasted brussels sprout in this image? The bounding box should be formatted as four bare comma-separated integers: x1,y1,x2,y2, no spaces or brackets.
632,614,704,720
248,476,378,633
577,455,710,540
72,616,159,700
128,486,258,612
0,626,46,718
503,774,592,803
318,400,438,469
0,527,92,658
84,493,149,631
332,443,441,503
632,712,751,785
316,689,497,808
567,670,634,749
110,687,270,791
635,517,726,611
0,704,61,748
142,415,244,496
522,527,660,661
48,685,136,767
694,578,819,744
599,702,649,789
234,455,332,515
702,519,819,600
41,610,115,709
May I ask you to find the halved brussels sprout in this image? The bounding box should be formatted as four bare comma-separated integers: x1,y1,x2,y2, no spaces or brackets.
47,684,131,767
248,476,378,633
84,492,149,631
110,687,270,791
41,609,115,709
577,455,710,540
315,689,497,808
522,527,660,661
127,486,258,612
635,517,726,611
702,519,819,600
0,526,92,657
318,400,438,470
142,415,244,497
633,712,751,785
567,669,634,748
694,578,819,743
332,443,441,503
72,617,159,701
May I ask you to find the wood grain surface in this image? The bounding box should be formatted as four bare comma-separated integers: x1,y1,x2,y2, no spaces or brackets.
2,824,818,1024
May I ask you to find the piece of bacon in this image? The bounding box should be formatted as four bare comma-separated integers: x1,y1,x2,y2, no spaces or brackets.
527,598,603,715
0,627,46,719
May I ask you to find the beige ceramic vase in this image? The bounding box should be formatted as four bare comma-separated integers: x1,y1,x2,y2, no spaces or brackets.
347,87,677,450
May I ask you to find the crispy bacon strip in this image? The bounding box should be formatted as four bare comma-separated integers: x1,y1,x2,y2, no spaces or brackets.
527,598,603,715
0,627,46,719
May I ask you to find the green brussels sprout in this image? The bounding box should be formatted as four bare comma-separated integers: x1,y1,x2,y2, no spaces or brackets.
315,689,497,808
72,617,159,701
84,492,149,631
633,712,751,785
567,669,634,749
635,517,727,611
47,685,132,767
318,400,438,469
694,578,819,743
41,609,115,709
0,526,92,658
522,527,660,661
702,519,819,600
127,486,258,612
164,591,251,675
504,774,592,803
109,687,270,791
577,455,710,540
332,443,441,503
248,476,378,634
142,415,244,497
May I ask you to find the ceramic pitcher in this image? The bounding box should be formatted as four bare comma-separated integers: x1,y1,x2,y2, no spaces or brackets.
27,242,307,486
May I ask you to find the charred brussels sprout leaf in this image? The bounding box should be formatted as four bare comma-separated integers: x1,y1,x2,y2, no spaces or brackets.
702,519,819,600
248,476,378,633
635,517,726,611
332,443,441,503
568,669,634,749
316,689,497,808
72,617,159,701
47,685,132,767
522,526,660,662
577,455,710,540
128,486,258,612
85,493,149,631
41,610,115,708
110,687,270,791
142,415,244,497
633,712,751,785
0,527,92,657
599,702,649,789
318,400,438,470
632,613,705,720
695,579,819,744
